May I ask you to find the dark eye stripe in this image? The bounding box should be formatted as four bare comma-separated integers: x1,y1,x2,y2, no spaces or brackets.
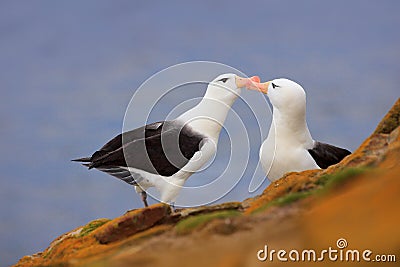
272,82,280,89
218,78,229,83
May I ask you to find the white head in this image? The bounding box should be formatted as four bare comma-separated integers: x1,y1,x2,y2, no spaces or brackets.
249,78,307,116
204,73,260,104
177,73,260,139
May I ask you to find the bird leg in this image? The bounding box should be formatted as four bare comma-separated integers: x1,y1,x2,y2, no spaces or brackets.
170,202,176,212
141,191,148,207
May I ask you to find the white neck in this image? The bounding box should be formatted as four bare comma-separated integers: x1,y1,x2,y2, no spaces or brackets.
269,106,314,148
177,95,236,140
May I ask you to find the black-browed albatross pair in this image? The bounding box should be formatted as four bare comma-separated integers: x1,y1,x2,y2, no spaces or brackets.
73,74,260,207
74,74,351,207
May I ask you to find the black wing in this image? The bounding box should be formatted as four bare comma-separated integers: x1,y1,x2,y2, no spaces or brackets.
95,166,138,185
308,141,351,169
73,121,205,177
88,121,164,161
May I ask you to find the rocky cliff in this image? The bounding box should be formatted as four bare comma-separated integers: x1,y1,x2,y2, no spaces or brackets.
15,99,400,267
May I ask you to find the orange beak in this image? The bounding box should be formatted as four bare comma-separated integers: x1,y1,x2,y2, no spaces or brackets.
247,81,270,94
235,75,261,90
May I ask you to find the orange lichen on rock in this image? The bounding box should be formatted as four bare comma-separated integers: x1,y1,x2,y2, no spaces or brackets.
15,204,172,266
303,158,400,255
244,169,321,214
93,203,171,244
17,226,105,266
245,98,400,216
373,98,400,134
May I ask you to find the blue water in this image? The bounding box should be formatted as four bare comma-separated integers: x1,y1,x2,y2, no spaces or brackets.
1,1,399,265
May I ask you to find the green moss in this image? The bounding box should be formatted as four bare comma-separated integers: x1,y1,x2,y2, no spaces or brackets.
251,167,372,214
175,210,240,235
79,219,110,237
316,167,369,191
273,191,312,206
251,191,312,214
373,99,400,134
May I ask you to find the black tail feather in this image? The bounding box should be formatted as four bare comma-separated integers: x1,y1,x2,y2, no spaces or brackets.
71,158,93,169
71,157,92,162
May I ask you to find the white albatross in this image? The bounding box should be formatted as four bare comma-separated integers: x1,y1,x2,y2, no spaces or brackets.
249,78,351,181
73,73,260,207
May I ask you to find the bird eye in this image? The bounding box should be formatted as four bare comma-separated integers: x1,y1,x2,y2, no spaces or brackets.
218,78,229,83
271,82,280,89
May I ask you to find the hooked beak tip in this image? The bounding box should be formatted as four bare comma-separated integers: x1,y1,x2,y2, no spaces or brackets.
247,80,269,94
250,76,261,83
235,75,261,90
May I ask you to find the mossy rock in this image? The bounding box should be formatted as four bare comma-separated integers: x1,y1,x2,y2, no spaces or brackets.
79,218,110,237
272,191,312,206
374,98,400,134
175,210,241,235
316,167,370,191
251,167,371,215
251,191,312,214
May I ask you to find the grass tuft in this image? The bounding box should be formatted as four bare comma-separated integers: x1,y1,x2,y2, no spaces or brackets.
272,191,312,206
316,167,369,191
251,167,371,214
175,210,240,235
251,191,312,214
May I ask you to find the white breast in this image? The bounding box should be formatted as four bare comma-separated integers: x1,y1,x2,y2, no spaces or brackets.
259,136,320,182
129,137,217,203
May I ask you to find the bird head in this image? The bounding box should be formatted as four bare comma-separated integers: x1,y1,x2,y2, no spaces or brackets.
249,78,306,113
204,73,260,103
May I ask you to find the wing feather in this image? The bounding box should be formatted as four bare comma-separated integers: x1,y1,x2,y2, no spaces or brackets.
75,120,205,177
308,141,351,169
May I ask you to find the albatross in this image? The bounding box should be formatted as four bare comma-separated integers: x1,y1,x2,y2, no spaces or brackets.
73,73,260,207
249,78,351,181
